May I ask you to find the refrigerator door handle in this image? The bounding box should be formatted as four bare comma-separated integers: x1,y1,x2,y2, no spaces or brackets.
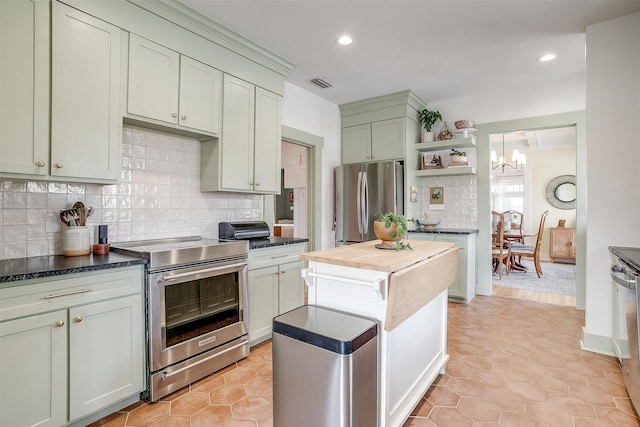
356,171,363,234
362,171,369,234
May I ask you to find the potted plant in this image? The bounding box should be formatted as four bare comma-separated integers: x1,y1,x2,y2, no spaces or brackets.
418,107,442,142
449,148,467,164
374,211,412,250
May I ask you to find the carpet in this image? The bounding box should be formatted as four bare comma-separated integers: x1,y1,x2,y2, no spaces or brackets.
492,260,576,296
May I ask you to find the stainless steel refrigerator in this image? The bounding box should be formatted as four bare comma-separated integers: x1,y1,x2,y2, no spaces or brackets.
335,161,404,245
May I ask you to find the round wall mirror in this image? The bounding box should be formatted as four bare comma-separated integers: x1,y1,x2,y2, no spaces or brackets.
545,175,576,209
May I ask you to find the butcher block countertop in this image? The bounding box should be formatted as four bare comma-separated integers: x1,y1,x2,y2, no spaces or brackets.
301,239,455,273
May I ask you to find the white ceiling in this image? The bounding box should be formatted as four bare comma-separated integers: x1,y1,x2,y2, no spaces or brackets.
178,0,640,107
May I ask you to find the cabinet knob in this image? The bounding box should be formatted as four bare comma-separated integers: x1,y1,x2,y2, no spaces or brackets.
35,160,45,167
55,162,63,169
55,320,65,327
74,316,83,323
181,115,187,120
249,181,254,186
172,113,177,118
255,182,261,187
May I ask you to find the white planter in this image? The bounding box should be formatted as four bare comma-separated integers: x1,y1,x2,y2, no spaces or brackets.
421,129,434,142
450,155,467,163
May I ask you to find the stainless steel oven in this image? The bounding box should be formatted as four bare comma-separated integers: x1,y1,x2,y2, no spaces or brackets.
112,237,250,401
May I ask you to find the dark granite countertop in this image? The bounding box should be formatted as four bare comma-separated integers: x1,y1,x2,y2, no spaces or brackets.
0,253,147,285
248,237,309,249
610,246,640,273
409,228,479,235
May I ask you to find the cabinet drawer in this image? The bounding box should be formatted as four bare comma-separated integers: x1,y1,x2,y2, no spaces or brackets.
248,245,304,270
0,267,143,322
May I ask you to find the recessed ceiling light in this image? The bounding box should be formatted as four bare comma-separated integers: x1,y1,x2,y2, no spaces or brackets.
538,53,557,62
337,35,353,46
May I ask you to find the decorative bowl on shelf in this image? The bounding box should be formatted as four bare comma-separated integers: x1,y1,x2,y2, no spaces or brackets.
418,218,441,230
454,119,475,129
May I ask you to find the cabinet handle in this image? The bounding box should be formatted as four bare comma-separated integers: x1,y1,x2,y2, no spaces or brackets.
55,320,65,327
171,113,177,118
249,181,254,186
74,316,83,323
36,160,45,167
54,162,63,169
271,254,289,259
255,182,261,187
181,115,187,120
44,288,92,299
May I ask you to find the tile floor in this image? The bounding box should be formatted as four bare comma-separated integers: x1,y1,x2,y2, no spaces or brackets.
91,295,640,427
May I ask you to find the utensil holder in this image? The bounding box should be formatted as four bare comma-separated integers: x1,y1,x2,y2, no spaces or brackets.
63,226,90,256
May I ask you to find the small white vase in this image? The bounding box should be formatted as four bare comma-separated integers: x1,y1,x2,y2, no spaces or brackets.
451,155,467,163
421,129,434,142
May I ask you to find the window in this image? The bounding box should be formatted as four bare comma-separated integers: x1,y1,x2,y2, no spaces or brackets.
491,175,524,213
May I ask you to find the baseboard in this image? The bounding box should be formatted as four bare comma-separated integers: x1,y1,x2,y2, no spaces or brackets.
580,326,615,356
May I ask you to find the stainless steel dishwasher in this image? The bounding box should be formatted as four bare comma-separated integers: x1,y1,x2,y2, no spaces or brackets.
611,246,640,412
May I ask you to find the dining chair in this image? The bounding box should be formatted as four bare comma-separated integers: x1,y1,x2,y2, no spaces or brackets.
501,210,524,244
491,211,511,279
511,210,549,278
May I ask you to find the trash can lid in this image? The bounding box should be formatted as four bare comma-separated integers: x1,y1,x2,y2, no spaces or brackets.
273,305,378,355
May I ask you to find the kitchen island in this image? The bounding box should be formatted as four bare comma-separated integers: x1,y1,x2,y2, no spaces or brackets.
300,240,458,427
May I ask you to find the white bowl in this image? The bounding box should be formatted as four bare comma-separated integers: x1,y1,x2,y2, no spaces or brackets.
418,218,441,227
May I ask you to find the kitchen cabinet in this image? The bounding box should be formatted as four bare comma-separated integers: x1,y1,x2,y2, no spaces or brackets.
414,137,477,178
51,1,122,181
0,0,50,177
247,244,305,345
409,231,477,303
0,266,145,427
342,117,405,164
201,75,282,194
127,34,222,136
549,227,576,263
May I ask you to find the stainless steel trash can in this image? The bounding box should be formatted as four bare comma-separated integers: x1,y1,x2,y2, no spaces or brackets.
273,305,378,427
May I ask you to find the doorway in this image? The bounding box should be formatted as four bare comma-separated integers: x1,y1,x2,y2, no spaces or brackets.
476,111,587,309
274,141,309,239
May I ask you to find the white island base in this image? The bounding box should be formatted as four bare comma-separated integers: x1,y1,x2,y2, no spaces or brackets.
301,240,456,427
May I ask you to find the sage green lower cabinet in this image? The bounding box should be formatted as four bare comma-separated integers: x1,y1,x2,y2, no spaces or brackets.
409,232,477,303
247,244,305,346
0,266,145,427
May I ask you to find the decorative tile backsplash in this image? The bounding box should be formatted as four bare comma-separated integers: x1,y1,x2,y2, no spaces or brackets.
0,126,263,260
417,175,478,229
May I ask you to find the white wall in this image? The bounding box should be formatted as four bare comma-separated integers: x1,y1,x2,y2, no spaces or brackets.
583,12,640,353
281,82,342,249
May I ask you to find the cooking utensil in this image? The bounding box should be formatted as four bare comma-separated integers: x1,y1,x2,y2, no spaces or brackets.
60,209,80,227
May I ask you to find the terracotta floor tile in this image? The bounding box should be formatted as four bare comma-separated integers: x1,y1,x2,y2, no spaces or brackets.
125,401,170,426
190,405,234,427
92,293,640,427
210,383,247,405
147,415,190,427
230,396,271,420
170,392,210,416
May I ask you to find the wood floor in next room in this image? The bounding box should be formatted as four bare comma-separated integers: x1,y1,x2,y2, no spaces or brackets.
91,295,639,427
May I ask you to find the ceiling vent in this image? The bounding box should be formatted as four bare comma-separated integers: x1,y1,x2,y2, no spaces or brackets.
308,77,333,89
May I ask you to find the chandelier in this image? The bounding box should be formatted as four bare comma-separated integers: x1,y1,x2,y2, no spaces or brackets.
491,134,526,172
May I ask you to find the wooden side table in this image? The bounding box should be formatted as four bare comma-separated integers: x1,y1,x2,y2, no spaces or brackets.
549,227,576,263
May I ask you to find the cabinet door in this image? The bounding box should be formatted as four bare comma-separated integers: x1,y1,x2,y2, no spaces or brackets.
69,295,144,421
342,124,371,164
248,266,278,345
0,0,49,176
372,117,405,161
51,2,122,181
253,87,282,193
550,228,576,260
178,56,222,134
0,310,67,427
278,261,305,314
220,75,255,192
127,34,179,125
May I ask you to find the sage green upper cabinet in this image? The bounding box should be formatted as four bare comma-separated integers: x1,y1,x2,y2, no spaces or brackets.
201,75,281,194
254,86,282,193
127,34,222,136
342,117,406,164
51,1,122,181
0,0,50,177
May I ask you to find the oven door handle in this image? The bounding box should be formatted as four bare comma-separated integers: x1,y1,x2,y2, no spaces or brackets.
159,262,247,282
160,339,248,379
611,266,637,288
